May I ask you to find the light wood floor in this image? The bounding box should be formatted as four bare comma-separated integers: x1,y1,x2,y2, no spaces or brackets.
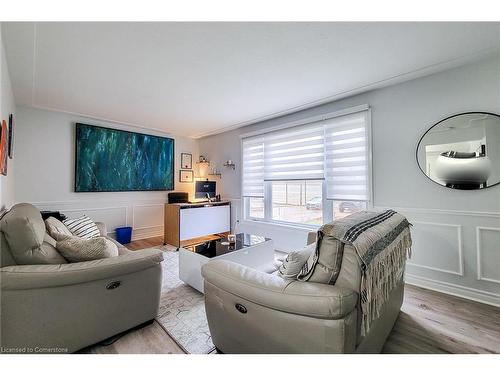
124,236,164,250
82,237,500,354
383,286,500,353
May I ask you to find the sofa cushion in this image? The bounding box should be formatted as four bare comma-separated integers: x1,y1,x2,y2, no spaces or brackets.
0,203,68,265
118,246,133,255
105,235,129,252
44,232,57,246
45,216,73,241
56,235,119,262
335,244,362,293
297,232,344,284
63,215,100,239
0,231,17,267
278,242,315,279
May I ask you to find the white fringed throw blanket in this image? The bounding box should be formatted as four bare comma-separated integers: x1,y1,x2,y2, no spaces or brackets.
320,210,412,336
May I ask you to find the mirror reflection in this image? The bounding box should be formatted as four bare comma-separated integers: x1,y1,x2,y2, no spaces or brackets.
417,112,500,190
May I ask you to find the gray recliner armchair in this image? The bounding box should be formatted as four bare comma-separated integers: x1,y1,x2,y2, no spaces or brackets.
201,233,404,354
0,203,164,353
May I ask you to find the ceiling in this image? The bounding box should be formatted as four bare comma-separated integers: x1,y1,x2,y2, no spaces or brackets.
3,22,500,138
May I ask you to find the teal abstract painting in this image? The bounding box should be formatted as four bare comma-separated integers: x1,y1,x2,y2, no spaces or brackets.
75,123,174,192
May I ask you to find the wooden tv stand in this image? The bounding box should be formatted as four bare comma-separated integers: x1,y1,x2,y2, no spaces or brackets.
164,201,231,247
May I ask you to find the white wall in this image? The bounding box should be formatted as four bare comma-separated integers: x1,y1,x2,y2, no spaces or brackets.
14,106,199,240
199,56,500,306
0,25,16,210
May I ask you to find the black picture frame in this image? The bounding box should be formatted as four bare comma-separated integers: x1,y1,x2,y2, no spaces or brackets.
179,169,194,183
7,114,13,159
181,152,193,169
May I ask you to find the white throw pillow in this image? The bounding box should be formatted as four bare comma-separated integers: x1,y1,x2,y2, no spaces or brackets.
278,242,316,279
56,235,118,263
45,216,73,241
63,215,100,239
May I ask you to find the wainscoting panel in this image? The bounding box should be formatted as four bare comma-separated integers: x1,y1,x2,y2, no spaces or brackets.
407,221,463,276
132,204,164,230
131,203,165,240
476,227,500,285
382,206,500,307
32,199,166,241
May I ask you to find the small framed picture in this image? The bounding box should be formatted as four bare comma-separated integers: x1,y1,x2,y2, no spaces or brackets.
179,169,194,183
181,153,192,169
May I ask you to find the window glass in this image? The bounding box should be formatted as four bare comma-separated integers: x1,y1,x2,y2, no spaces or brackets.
271,180,323,226
332,200,367,219
248,197,264,219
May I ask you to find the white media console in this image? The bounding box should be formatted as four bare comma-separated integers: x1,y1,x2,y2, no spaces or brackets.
164,201,231,247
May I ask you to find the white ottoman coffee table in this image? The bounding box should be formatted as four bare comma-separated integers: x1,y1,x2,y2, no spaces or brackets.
179,233,274,293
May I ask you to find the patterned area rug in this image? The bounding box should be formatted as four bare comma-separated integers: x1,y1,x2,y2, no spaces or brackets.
155,246,215,354
152,245,284,354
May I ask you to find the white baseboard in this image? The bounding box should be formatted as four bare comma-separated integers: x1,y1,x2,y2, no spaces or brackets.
405,274,500,307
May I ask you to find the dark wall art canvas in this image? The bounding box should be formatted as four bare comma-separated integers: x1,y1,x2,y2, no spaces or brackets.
75,123,174,192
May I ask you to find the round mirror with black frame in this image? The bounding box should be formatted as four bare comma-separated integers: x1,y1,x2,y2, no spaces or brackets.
416,112,500,190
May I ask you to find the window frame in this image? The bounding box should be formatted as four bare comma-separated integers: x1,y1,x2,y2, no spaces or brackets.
244,196,265,221
241,105,373,228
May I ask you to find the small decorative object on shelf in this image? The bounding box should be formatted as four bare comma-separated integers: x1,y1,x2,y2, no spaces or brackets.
223,160,236,170
208,166,222,178
197,156,210,180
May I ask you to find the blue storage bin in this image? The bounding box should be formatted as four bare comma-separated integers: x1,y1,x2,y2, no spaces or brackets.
115,226,132,244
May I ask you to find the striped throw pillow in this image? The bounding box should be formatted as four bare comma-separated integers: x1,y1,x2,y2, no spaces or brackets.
63,215,101,239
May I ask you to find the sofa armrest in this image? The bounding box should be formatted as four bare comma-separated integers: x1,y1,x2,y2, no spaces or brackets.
201,260,357,319
96,222,107,237
1,248,163,290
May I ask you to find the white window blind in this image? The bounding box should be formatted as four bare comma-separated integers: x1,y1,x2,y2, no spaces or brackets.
242,137,264,197
242,109,369,201
324,111,369,201
263,123,325,181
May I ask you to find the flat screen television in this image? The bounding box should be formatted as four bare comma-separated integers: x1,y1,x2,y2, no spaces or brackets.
195,181,216,199
75,123,174,192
